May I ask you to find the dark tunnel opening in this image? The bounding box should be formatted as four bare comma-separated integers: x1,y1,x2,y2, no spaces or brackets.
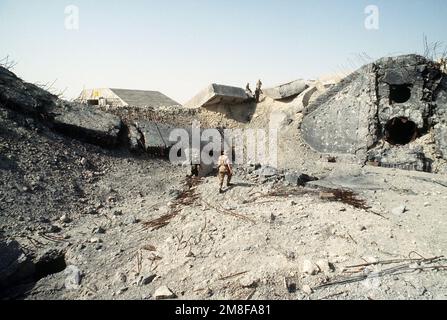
384,117,418,145
389,84,412,104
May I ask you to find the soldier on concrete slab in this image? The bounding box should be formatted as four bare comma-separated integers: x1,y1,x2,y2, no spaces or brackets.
245,83,253,97
439,57,447,73
255,79,263,103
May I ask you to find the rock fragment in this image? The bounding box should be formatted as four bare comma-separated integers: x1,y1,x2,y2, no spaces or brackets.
64,265,81,290
301,260,320,276
154,285,176,300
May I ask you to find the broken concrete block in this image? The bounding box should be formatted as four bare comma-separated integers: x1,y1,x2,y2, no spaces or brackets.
154,285,176,300
64,265,81,290
391,205,407,215
53,104,123,148
185,84,249,108
264,80,308,100
367,145,432,172
316,259,335,274
300,260,320,276
284,171,317,186
138,275,156,286
134,120,184,151
239,274,260,288
302,284,313,295
135,120,165,150
299,86,319,109
254,166,278,177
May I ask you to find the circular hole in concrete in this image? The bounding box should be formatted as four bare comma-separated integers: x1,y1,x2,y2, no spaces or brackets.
389,84,412,104
385,117,418,145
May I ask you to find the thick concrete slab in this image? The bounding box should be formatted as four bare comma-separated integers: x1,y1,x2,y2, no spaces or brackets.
135,121,192,150
185,84,248,108
264,80,308,100
53,104,123,148
135,121,166,150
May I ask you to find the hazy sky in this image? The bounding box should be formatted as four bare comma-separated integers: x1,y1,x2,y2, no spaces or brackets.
1,0,446,104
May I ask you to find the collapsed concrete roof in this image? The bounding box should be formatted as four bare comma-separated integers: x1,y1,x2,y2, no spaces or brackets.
263,79,309,100
77,88,180,108
301,54,447,173
185,84,249,108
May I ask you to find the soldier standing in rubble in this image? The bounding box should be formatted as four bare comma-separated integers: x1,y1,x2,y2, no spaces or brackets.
245,83,253,97
217,150,233,193
439,57,447,73
255,79,263,103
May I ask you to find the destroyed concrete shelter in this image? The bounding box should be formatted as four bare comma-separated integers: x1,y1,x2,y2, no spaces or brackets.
301,55,447,173
1,53,447,300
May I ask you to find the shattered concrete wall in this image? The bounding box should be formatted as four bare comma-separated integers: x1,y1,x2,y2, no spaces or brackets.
301,54,447,173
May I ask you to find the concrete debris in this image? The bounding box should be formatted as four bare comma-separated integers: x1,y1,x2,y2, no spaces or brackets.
92,226,106,234
253,166,278,177
284,171,317,186
123,215,138,225
80,157,88,166
185,84,249,108
391,205,407,215
154,285,176,300
115,272,127,284
64,265,81,290
264,79,308,100
316,259,335,274
239,275,260,288
137,275,156,286
298,86,319,109
60,215,71,223
302,284,313,295
301,260,320,276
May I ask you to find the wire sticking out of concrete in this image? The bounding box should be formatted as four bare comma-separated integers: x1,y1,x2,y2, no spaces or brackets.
314,255,446,290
